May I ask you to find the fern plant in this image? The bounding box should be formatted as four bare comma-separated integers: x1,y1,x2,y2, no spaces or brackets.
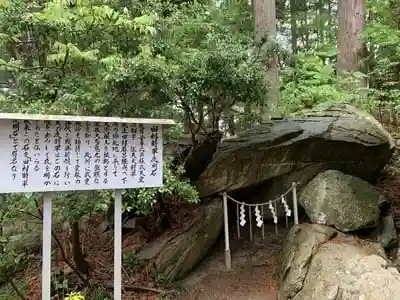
65,291,85,300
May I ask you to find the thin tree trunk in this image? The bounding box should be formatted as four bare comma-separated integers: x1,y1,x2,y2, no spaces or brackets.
223,107,235,136
366,12,376,88
304,7,309,50
290,0,297,53
318,0,324,45
328,0,333,42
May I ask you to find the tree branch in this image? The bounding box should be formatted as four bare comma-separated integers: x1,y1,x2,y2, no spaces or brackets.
32,198,89,285
0,61,60,71
9,279,26,300
179,97,208,137
50,230,89,285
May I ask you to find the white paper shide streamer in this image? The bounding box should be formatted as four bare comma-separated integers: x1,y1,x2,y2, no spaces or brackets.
239,203,246,226
281,196,291,217
268,200,278,224
254,205,263,227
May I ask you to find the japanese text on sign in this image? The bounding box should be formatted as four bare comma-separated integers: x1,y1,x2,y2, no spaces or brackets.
0,119,163,193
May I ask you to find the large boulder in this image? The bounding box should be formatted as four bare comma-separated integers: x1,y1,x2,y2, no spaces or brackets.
137,198,223,281
299,170,387,232
278,224,400,300
197,104,394,198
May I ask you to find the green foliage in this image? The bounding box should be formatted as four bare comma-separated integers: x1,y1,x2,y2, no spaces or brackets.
0,195,38,285
0,0,267,122
0,248,30,285
87,287,111,300
65,291,85,300
53,267,70,292
122,162,199,216
123,252,144,273
281,52,360,114
279,0,400,116
0,0,224,223
88,286,110,300
0,0,171,115
363,0,400,114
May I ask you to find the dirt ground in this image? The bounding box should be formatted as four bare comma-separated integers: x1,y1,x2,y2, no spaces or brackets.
172,223,289,300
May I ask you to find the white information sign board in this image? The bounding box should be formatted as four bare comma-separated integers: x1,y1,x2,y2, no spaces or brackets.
0,116,165,193
0,113,174,300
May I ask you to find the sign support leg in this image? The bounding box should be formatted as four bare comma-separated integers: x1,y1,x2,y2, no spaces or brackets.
42,192,52,300
114,190,122,300
223,192,231,270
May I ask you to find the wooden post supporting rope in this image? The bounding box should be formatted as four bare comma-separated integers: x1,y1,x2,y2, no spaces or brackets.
292,182,299,225
236,202,240,239
223,192,232,270
249,206,253,242
261,205,265,240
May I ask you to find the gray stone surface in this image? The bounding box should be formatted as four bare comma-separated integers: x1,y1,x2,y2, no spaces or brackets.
137,198,223,281
372,215,398,249
299,170,387,232
197,104,394,198
278,224,400,300
277,224,337,300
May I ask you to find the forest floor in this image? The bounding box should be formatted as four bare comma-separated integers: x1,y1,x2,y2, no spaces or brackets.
17,215,288,300
171,223,288,300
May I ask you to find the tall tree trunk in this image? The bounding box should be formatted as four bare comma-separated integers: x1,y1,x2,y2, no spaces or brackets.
336,0,366,86
290,0,297,53
254,0,280,120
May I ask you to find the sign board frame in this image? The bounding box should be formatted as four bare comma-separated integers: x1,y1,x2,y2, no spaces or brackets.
0,113,174,300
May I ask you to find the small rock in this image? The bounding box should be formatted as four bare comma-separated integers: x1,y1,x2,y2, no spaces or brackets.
371,215,398,249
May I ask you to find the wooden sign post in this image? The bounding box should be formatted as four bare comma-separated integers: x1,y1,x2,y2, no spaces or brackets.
0,113,174,300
